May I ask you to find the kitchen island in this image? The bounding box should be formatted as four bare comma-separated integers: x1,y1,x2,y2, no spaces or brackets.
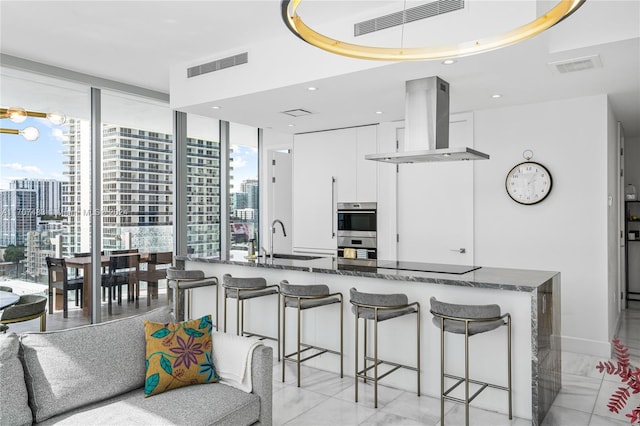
178,255,560,425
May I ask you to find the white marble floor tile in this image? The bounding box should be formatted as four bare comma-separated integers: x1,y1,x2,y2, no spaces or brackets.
562,351,608,380
540,405,593,426
333,381,404,409
592,379,640,423
284,397,377,426
552,373,601,413
542,405,591,426
588,414,633,425
292,368,354,397
360,410,428,426
438,403,529,426
272,385,330,426
380,390,449,425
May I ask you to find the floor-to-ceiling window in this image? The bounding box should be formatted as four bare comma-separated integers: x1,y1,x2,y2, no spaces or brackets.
229,123,259,259
0,67,90,282
101,90,174,253
0,65,253,329
186,115,221,257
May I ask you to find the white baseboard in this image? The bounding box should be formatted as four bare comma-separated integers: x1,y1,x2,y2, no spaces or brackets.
562,335,612,358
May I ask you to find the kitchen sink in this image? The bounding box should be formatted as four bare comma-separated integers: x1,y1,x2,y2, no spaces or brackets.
259,253,324,260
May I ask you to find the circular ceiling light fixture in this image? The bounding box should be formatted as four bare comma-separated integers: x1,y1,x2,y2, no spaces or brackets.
281,0,585,61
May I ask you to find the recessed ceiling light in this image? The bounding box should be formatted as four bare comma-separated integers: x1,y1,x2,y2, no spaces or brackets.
307,86,318,91
442,59,457,65
211,106,221,109
288,124,295,127
375,111,383,115
491,94,502,99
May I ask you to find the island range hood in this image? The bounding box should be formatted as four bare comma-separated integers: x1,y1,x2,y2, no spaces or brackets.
365,76,490,163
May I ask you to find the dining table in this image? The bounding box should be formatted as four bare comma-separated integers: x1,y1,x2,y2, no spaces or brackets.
65,252,151,316
0,290,20,310
65,252,172,316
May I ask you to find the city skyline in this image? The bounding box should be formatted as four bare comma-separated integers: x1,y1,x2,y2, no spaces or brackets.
0,117,258,191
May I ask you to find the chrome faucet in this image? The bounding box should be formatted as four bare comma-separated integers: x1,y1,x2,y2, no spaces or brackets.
270,219,287,261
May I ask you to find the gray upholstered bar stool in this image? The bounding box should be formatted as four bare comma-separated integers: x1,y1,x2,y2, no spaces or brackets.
280,280,343,387
350,287,420,408
166,268,219,326
430,297,512,426
222,274,280,360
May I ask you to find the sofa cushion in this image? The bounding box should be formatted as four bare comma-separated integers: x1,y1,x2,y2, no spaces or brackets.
36,382,260,426
19,306,173,423
144,314,220,397
0,332,32,426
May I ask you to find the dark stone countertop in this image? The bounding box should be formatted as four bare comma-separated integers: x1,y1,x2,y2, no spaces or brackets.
177,254,559,293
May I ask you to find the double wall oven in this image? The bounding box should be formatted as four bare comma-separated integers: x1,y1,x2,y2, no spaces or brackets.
337,202,377,268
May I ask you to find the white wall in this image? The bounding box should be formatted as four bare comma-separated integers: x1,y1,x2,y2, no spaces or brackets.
625,136,640,190
474,95,612,356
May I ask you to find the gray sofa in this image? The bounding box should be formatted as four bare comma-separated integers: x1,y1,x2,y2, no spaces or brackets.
0,306,273,425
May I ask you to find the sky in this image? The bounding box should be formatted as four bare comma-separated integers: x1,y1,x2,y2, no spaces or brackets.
0,116,258,192
0,116,67,189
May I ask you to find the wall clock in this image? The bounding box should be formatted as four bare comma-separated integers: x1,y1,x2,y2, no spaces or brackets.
505,151,552,205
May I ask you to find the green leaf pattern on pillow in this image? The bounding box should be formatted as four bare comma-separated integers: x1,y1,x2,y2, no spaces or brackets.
144,314,220,397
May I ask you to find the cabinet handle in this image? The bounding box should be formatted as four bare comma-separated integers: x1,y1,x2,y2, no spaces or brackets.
449,248,466,254
331,176,336,238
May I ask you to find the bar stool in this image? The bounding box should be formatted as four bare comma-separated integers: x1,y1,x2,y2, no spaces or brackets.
350,287,420,408
430,297,512,426
280,280,343,387
166,268,219,326
222,274,280,360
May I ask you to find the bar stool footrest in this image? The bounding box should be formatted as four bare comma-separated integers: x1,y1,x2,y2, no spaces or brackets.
242,331,278,343
284,342,340,364
443,373,509,404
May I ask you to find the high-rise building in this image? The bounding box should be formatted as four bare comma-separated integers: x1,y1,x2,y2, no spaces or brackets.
241,179,259,210
0,189,37,246
62,118,91,255
61,119,221,256
231,192,248,214
10,178,63,216
186,136,220,256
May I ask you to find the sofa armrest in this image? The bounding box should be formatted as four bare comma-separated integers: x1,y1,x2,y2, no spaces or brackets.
250,345,273,426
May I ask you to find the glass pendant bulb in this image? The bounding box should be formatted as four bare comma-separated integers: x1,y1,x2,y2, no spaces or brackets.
46,112,66,126
20,126,40,141
7,107,28,123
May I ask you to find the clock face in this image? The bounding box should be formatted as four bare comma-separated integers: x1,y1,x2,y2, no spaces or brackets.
505,161,552,205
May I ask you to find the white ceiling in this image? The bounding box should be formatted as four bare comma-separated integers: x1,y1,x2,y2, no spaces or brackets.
1,1,639,137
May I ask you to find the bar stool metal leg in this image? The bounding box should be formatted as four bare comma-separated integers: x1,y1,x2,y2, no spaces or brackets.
281,283,342,387
431,297,511,426
351,288,420,409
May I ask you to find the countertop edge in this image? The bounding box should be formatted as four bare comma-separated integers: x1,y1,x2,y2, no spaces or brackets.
177,256,559,292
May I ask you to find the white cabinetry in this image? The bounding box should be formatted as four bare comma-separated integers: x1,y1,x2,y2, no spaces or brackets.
292,125,377,253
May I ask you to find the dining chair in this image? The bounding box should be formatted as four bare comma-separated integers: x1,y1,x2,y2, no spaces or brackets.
45,257,84,318
0,294,47,333
102,253,140,315
137,251,173,306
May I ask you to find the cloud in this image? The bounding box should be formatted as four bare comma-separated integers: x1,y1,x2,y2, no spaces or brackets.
1,163,44,175
51,128,68,142
232,156,247,168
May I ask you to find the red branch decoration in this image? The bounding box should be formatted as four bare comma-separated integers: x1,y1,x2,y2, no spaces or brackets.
596,339,640,424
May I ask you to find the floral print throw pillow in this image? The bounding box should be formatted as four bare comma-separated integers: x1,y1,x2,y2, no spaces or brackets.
143,315,220,397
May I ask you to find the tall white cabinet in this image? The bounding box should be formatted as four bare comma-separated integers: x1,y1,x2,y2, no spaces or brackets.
292,125,377,253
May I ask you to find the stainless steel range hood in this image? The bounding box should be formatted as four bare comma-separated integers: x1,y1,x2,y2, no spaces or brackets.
365,76,489,163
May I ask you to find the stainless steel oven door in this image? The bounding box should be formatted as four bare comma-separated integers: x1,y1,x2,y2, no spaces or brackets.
337,235,377,248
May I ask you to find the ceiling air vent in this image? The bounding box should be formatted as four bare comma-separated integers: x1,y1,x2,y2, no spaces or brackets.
281,109,313,117
548,55,603,74
187,52,248,78
355,0,464,37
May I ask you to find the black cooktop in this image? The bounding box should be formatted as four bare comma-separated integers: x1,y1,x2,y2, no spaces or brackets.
375,260,481,275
